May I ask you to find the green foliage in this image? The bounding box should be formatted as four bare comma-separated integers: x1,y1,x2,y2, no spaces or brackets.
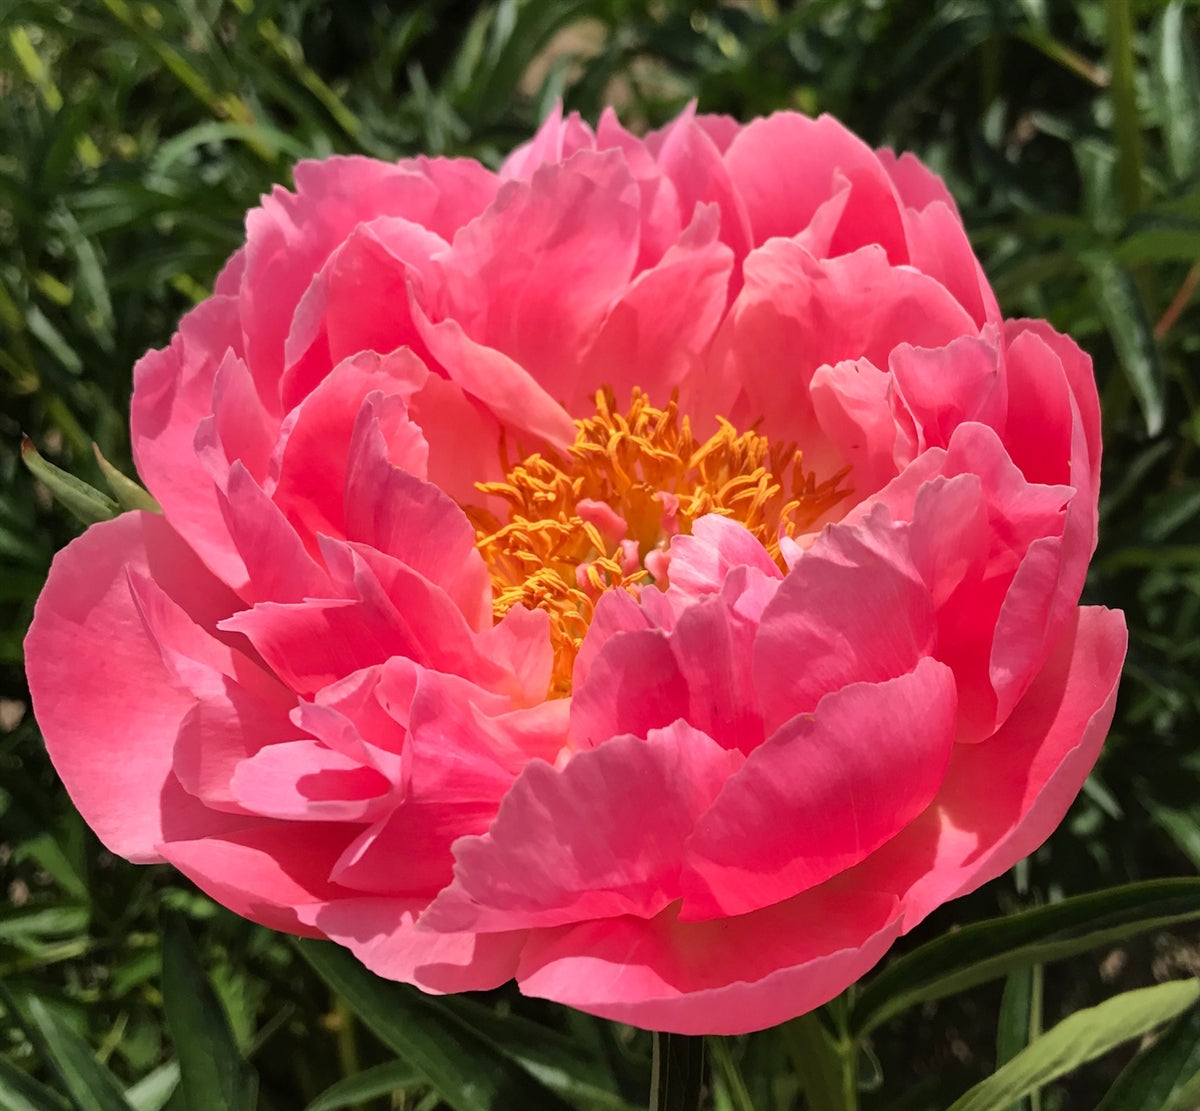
5,0,1200,1108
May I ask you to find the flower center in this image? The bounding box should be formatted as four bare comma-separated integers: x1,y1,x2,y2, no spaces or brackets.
466,389,850,695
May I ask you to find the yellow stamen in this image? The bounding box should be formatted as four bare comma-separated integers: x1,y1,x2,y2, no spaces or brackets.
465,388,851,695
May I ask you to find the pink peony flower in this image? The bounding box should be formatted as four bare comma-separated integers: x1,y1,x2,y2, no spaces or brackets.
25,106,1126,1034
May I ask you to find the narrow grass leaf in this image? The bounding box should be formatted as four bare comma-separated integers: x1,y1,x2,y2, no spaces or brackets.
947,980,1200,1111
295,938,573,1111
0,1054,72,1111
23,996,133,1111
1095,997,1200,1111
1152,3,1200,183
852,879,1200,1036
305,1060,422,1111
21,439,118,525
1088,256,1166,436
160,910,257,1111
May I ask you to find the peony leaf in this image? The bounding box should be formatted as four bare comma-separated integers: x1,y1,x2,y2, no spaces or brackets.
304,1060,422,1111
946,979,1200,1111
1151,3,1200,185
295,938,574,1111
123,1063,180,1111
995,964,1042,1111
0,1054,72,1111
160,911,257,1111
1087,256,1166,437
1094,998,1200,1111
20,438,118,526
19,994,133,1111
852,878,1200,1036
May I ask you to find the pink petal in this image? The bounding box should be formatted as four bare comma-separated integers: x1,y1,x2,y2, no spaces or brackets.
577,203,733,409
649,106,753,267
900,200,999,327
131,296,249,592
852,606,1126,928
24,513,247,861
239,158,439,407
714,241,978,449
160,824,360,936
724,113,900,249
681,658,957,919
299,898,526,994
272,348,431,546
343,395,490,629
569,630,689,749
515,888,902,1034
435,149,640,400
753,504,936,733
230,740,393,822
280,217,447,412
330,802,496,896
421,721,742,932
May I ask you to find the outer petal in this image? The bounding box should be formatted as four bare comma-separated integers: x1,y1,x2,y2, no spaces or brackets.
421,721,742,933
852,606,1127,929
515,888,902,1034
680,658,957,919
300,898,526,994
24,512,246,861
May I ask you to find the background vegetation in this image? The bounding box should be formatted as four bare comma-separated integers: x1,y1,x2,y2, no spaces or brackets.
3,0,1200,1108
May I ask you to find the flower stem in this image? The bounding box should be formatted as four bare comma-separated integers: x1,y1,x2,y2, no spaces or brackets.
1105,0,1143,217
650,1032,707,1111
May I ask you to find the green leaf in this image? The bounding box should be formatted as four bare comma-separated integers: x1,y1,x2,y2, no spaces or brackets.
1087,256,1166,437
1095,996,1200,1111
295,938,573,1111
0,1054,73,1111
21,438,118,526
947,980,1200,1111
305,1060,422,1111
433,993,642,1108
92,445,160,513
851,879,1200,1036
22,996,133,1111
160,911,257,1111
996,964,1042,1111
124,1063,181,1111
1152,3,1200,184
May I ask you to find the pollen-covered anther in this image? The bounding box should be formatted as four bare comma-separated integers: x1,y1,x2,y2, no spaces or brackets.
466,388,851,694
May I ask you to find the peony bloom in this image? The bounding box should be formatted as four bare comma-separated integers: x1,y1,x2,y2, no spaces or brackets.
26,106,1125,1034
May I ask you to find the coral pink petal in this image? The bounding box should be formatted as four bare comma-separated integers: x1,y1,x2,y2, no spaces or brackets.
437,150,640,397
724,113,899,248
343,396,490,629
854,606,1126,928
131,296,250,592
578,204,733,408
901,201,998,327
25,513,248,861
220,463,331,603
422,721,743,933
331,802,496,896
230,740,393,822
754,504,936,732
876,148,959,213
515,888,902,1034
664,515,782,603
650,106,753,267
570,631,689,749
240,157,439,406
889,334,1006,450
411,301,576,450
415,156,500,239
681,658,957,919
280,217,446,412
273,348,430,544
203,349,277,485
160,824,360,936
300,898,526,994
717,241,978,446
